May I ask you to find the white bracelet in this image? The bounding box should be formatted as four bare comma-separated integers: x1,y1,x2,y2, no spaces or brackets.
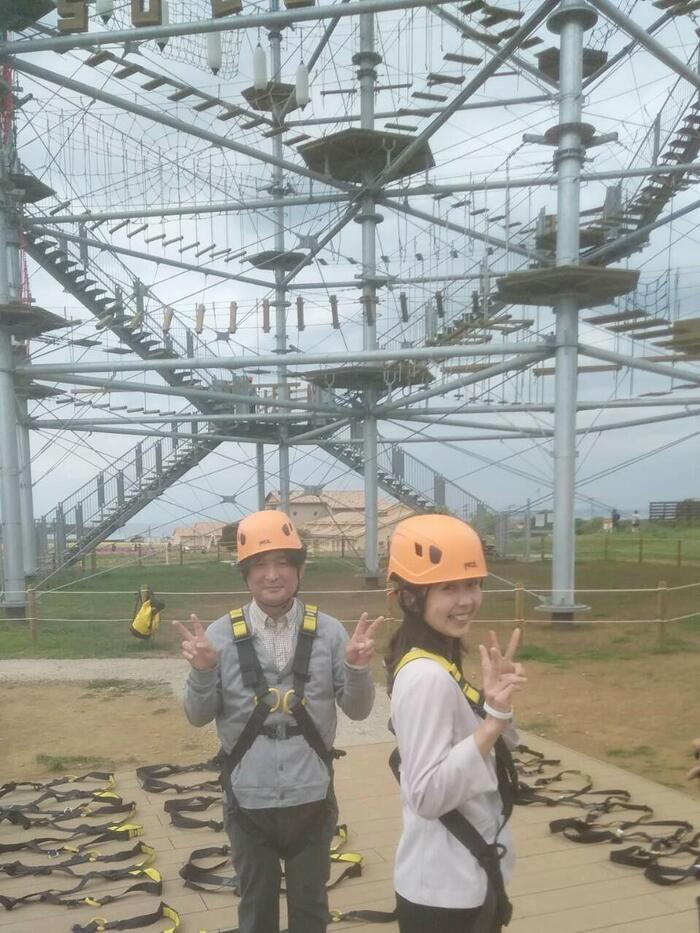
483,702,513,721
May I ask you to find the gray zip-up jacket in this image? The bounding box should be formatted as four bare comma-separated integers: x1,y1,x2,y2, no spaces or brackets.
183,602,375,809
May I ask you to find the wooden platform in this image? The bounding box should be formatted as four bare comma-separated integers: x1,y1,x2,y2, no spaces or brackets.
0,735,698,932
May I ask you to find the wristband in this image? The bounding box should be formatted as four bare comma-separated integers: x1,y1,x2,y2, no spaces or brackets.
483,702,513,721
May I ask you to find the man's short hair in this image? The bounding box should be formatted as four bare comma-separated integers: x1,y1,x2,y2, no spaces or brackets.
237,546,307,579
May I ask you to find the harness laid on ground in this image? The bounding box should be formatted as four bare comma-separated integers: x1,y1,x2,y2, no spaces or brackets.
0,772,115,799
0,840,155,880
135,760,220,795
0,793,136,831
164,795,223,832
0,821,144,856
0,865,162,911
70,900,180,933
218,604,344,802
389,648,519,933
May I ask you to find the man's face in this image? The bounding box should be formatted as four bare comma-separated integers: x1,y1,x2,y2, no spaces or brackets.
245,550,301,613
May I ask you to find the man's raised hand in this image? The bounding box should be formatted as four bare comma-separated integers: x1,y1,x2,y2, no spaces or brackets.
172,614,218,671
346,612,384,667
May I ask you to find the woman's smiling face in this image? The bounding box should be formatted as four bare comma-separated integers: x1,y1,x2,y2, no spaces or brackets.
422,578,483,639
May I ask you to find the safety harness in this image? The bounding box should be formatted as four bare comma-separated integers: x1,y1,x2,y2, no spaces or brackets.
0,792,136,831
0,865,162,911
0,841,155,881
0,821,143,856
389,648,519,933
130,586,165,640
135,760,221,795
70,901,181,933
218,604,343,803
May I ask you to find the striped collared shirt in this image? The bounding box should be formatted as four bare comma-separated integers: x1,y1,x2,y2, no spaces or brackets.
248,598,302,672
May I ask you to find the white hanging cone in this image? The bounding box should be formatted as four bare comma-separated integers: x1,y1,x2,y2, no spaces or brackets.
253,43,268,90
157,0,169,51
295,61,309,109
95,0,113,24
207,32,222,76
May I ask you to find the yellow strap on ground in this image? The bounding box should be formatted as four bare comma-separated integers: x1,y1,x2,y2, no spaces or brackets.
394,648,481,705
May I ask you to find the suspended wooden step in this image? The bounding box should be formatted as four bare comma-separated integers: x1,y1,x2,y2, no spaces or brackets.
533,363,622,377
607,317,670,333
412,90,448,102
0,302,66,338
625,327,674,341
10,171,54,203
496,266,639,308
427,73,465,85
385,123,418,132
584,308,649,325
443,52,482,65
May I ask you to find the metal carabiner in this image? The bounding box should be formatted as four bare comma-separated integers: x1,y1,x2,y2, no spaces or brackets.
281,689,306,716
254,687,281,713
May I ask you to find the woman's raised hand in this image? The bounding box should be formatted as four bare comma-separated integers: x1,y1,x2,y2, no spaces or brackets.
479,627,526,717
172,614,218,671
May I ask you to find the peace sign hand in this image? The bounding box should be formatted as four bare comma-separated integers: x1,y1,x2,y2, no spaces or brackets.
346,612,385,667
479,627,527,719
172,614,218,672
488,628,525,679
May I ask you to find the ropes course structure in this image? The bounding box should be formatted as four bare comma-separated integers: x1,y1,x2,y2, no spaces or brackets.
0,0,699,620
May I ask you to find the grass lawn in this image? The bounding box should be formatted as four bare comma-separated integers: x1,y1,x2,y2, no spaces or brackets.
1,552,698,660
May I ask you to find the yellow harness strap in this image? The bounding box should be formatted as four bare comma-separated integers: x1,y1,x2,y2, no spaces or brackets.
393,648,482,706
228,605,319,639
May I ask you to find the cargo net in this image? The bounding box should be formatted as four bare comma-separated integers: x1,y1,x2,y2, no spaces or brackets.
107,0,245,79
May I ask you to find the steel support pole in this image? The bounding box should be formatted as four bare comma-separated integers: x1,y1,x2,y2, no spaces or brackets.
270,6,290,513
0,333,26,613
16,396,38,578
256,444,266,510
544,0,597,622
0,135,26,615
358,13,380,583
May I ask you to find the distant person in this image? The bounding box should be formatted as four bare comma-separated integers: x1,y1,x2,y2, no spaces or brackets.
611,508,621,532
688,738,700,782
174,509,383,933
631,510,640,532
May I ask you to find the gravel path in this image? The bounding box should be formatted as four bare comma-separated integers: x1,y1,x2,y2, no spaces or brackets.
0,658,393,747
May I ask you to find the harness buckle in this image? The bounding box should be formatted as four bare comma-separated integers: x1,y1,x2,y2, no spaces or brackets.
254,687,281,713
89,917,108,931
281,689,305,715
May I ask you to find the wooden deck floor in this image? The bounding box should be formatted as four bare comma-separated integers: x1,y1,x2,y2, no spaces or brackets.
0,734,698,932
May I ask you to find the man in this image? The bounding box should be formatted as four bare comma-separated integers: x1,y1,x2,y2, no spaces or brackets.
174,509,383,933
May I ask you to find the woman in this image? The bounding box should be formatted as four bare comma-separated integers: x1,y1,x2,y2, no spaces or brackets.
385,514,526,933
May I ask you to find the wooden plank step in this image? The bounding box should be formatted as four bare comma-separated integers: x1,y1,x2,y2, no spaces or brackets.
607,317,670,333
533,363,622,377
585,309,649,325
625,328,674,340
412,91,448,102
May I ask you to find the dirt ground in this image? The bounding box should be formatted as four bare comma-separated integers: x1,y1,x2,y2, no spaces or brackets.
1,652,698,794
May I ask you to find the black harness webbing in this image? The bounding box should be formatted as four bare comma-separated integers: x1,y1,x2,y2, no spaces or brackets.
219,605,341,800
0,865,162,911
0,773,115,800
388,649,518,933
0,821,143,856
135,760,220,795
0,793,135,831
179,823,364,896
164,795,224,833
70,900,181,933
0,840,155,880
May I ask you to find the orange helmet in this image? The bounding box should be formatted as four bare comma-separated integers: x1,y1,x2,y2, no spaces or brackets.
387,514,487,586
236,509,304,563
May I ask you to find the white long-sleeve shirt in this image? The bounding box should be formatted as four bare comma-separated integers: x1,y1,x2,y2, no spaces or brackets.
390,656,516,909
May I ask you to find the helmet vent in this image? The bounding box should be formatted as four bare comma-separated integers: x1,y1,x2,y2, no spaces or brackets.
414,543,423,557
429,545,442,565
239,533,246,545
282,523,291,536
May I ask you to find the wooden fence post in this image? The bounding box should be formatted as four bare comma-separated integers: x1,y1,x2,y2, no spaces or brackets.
656,580,667,650
138,543,143,567
514,581,525,629
216,541,221,563
90,549,97,572
27,587,37,642
179,543,184,566
677,539,682,568
638,536,643,564
540,534,545,562
603,534,609,562
165,542,169,565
